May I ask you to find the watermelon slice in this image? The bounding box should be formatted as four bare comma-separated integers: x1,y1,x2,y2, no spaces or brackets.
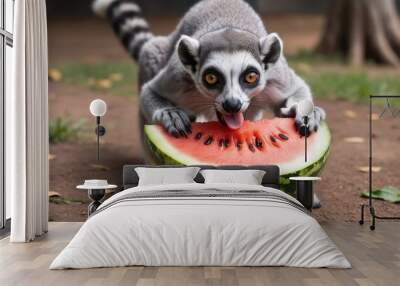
144,118,330,193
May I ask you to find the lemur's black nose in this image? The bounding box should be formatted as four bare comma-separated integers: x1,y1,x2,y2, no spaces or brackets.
222,98,242,114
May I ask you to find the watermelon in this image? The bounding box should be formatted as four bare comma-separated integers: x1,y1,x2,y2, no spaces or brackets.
144,118,330,194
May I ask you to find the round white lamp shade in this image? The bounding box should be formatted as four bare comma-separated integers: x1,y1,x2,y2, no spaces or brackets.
297,99,314,117
90,99,107,117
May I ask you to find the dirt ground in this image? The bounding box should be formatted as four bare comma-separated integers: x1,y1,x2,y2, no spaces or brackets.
48,15,400,222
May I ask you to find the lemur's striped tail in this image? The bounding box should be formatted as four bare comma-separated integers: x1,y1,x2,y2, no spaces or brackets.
92,0,153,61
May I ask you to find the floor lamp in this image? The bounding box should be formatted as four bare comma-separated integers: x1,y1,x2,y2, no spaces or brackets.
89,99,107,161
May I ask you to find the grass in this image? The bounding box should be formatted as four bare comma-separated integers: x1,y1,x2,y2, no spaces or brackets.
288,50,400,103
49,196,89,205
56,61,138,97
288,49,343,65
300,72,400,102
54,53,400,103
49,118,85,144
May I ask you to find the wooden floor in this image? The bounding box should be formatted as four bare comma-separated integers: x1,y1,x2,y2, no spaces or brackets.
0,222,399,286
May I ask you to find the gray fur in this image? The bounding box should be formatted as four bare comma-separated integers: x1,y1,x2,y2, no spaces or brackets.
94,0,326,156
198,29,261,65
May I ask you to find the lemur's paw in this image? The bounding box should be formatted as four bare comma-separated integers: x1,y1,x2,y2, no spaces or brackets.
157,108,192,138
295,106,326,136
280,105,326,136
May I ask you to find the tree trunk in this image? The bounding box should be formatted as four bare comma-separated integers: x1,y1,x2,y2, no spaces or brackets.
317,0,400,67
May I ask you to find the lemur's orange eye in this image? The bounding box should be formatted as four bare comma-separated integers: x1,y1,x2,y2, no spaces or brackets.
245,72,259,84
204,73,218,85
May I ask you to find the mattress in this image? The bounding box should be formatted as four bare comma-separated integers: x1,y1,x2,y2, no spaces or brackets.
50,183,350,269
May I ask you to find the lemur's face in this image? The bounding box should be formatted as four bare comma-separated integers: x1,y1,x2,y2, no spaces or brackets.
197,51,265,129
177,29,282,129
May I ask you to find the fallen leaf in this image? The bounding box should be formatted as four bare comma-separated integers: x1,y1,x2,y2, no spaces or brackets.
371,113,379,121
345,110,357,119
361,186,400,203
344,137,365,143
48,191,61,197
48,154,56,160
109,73,123,82
90,164,110,171
87,78,96,86
49,196,87,205
96,79,112,89
295,62,312,74
48,68,62,82
358,166,382,173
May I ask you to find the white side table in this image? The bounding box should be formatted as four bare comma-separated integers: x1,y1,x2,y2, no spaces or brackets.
77,180,117,216
289,177,321,211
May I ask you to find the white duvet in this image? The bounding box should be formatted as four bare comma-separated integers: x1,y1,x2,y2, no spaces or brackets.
50,183,350,269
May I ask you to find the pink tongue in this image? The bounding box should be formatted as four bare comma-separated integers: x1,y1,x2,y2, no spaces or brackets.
223,113,244,130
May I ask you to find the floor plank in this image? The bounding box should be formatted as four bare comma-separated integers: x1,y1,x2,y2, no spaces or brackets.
0,222,399,286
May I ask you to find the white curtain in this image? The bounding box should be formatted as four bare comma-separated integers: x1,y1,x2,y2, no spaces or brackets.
8,0,49,242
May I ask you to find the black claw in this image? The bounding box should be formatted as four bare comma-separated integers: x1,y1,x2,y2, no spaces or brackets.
189,114,196,122
171,130,180,138
177,113,192,134
185,124,192,134
179,129,188,138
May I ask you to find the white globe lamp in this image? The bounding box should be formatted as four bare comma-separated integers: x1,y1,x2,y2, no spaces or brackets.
89,99,108,160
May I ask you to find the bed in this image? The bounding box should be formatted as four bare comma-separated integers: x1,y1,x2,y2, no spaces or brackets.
50,165,350,269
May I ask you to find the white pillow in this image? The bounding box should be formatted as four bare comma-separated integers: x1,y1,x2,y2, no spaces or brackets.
135,167,200,186
200,169,266,185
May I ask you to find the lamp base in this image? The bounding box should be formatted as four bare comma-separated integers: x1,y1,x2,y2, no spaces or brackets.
295,181,313,211
88,189,106,216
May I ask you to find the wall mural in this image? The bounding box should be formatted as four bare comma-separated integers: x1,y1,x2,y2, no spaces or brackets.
51,0,400,224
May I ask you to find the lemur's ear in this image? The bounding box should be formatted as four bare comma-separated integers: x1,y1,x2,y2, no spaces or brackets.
177,35,200,73
259,33,283,67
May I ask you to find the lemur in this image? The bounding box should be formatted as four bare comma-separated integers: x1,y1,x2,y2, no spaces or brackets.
93,0,325,139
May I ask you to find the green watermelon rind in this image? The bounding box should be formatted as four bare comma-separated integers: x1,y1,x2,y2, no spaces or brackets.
144,121,331,194
279,146,330,195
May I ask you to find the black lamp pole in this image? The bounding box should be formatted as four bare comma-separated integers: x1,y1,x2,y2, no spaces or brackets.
95,116,106,161
304,116,309,162
96,116,100,161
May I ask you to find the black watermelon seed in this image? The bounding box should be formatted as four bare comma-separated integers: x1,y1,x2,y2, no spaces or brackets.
255,137,263,148
236,142,242,150
278,133,289,140
219,139,224,147
224,139,230,148
204,136,213,145
248,144,256,152
270,136,277,143
195,132,202,140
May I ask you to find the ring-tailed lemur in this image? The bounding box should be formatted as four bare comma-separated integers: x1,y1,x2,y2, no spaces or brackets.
93,0,325,139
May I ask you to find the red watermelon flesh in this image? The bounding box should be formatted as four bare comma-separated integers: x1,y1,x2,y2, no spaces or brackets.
144,118,331,176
